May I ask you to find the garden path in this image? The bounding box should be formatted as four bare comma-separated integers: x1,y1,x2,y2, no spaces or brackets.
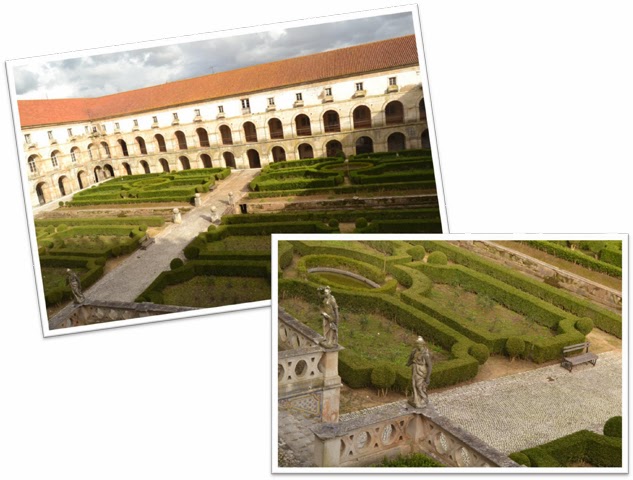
84,168,260,302
277,350,621,465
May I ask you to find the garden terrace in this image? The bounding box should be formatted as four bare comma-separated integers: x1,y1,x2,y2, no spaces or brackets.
66,168,231,206
278,240,622,392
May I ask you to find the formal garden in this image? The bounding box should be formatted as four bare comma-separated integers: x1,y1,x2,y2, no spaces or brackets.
277,240,622,392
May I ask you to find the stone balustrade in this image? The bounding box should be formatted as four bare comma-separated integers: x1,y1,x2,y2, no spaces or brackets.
278,307,323,350
311,402,519,468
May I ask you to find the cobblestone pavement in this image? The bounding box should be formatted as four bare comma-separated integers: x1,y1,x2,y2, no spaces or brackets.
277,408,319,467
85,168,259,302
429,350,622,454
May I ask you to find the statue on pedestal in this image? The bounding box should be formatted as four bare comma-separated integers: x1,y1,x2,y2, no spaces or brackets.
318,286,340,348
407,336,432,408
66,268,85,304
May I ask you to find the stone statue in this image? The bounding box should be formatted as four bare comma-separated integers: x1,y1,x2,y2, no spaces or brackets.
228,191,234,206
318,285,340,348
66,268,85,304
406,336,432,408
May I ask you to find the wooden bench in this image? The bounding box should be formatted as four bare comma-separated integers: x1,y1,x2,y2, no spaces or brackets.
561,342,598,372
139,235,155,250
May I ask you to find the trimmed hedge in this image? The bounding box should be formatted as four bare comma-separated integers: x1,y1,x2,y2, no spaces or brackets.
420,241,622,338
469,343,490,365
247,181,432,198
603,416,622,438
356,218,442,234
375,453,443,467
599,247,622,268
509,452,531,467
278,241,294,270
407,245,426,261
427,251,447,265
296,254,386,284
371,364,396,390
40,255,105,306
205,221,337,242
575,317,594,335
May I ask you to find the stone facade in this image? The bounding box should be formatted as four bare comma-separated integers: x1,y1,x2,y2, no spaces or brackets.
21,65,427,207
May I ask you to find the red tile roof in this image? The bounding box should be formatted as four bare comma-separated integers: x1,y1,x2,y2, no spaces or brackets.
18,35,419,128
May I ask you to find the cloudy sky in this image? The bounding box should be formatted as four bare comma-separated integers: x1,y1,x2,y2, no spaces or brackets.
14,12,415,100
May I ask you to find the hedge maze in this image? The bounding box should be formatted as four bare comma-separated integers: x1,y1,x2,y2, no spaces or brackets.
36,215,165,305
66,167,231,206
277,240,622,393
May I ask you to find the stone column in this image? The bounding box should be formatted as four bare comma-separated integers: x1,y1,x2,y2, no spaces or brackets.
321,348,342,423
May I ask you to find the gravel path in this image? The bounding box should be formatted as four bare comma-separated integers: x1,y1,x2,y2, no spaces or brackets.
84,169,259,302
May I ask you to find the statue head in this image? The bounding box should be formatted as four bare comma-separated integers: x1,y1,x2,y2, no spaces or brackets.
416,336,425,345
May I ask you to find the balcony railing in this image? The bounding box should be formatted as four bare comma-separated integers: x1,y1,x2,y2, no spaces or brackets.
353,119,372,129
296,127,312,136
324,123,340,133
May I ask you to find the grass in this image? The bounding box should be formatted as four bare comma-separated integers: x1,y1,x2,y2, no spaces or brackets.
204,235,271,252
427,283,556,337
161,276,270,308
496,241,622,291
41,267,88,290
280,296,450,365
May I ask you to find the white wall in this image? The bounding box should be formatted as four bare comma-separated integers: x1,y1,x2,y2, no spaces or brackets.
1,2,632,480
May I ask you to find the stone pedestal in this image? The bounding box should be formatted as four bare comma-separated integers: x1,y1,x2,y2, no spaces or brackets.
193,193,202,207
172,208,182,224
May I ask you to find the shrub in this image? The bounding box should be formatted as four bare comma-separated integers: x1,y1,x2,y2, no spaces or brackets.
58,201,64,207
407,245,426,261
376,453,443,467
604,416,622,438
427,251,448,265
328,218,339,228
56,224,68,232
184,245,200,260
355,217,368,229
469,343,490,365
509,452,531,467
111,246,122,257
371,364,396,393
575,317,594,335
170,258,184,270
139,224,148,232
505,337,525,360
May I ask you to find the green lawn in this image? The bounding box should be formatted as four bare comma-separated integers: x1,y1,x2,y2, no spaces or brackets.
41,267,88,291
162,276,270,308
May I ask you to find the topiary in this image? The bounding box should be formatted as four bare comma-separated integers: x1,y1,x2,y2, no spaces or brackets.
407,245,426,261
328,218,339,228
505,337,525,361
603,416,622,438
111,246,122,257
58,201,65,207
184,245,200,259
170,258,184,270
469,343,490,365
355,217,368,229
371,363,396,395
427,251,448,265
139,224,148,232
575,317,594,335
509,452,531,467
56,224,68,232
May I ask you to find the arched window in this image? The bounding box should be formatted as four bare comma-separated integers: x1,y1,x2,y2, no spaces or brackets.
70,147,80,163
243,122,257,142
268,118,283,139
179,156,191,170
200,154,212,168
136,137,148,155
298,143,314,159
87,144,95,161
387,132,406,152
219,125,233,145
246,149,261,168
118,139,129,156
94,166,102,183
175,131,188,150
77,171,88,190
355,136,374,155
385,101,404,125
35,182,49,205
58,176,71,196
141,160,151,174
323,111,340,133
100,142,111,158
122,162,132,175
295,114,311,136
223,152,236,168
353,106,372,129
419,99,426,120
196,128,210,147
325,140,343,158
51,151,60,167
421,129,431,149
271,146,286,162
27,155,37,173
155,134,167,152
159,158,170,173
104,164,115,178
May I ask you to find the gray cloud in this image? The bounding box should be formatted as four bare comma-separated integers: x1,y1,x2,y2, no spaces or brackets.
13,12,415,99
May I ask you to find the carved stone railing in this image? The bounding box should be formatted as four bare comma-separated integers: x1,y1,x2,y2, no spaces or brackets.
311,402,519,468
455,241,622,311
278,307,343,423
49,300,195,329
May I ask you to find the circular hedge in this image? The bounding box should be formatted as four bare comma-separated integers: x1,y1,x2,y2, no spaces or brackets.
505,337,525,359
139,224,148,232
355,217,368,229
170,258,184,270
469,343,490,365
427,251,448,265
328,218,339,228
509,452,531,467
371,364,396,390
575,317,594,335
407,245,426,261
184,245,200,259
603,416,622,437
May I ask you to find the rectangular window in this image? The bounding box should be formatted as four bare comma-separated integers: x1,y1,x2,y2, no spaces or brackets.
101,124,107,133
67,128,73,137
133,119,139,127
324,87,332,96
355,82,364,91
194,109,201,116
115,122,120,129
389,77,397,86
24,134,31,144
268,97,275,106
241,99,250,109
218,105,224,113
85,126,90,134
71,150,77,162
47,131,53,139
92,127,98,133
296,93,303,101
173,112,179,120
152,116,158,123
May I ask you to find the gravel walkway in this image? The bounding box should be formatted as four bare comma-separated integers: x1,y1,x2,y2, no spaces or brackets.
84,168,259,302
